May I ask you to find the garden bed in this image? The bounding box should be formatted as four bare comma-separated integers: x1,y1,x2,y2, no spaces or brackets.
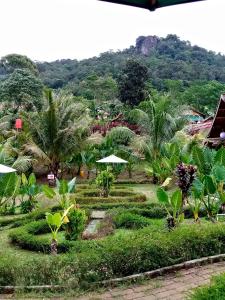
2,222,225,288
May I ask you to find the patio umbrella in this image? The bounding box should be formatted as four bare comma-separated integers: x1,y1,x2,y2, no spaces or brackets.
0,164,16,174
99,0,205,11
96,154,128,164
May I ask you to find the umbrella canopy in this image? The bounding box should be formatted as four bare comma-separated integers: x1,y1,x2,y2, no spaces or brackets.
99,0,205,11
0,164,16,174
96,154,128,164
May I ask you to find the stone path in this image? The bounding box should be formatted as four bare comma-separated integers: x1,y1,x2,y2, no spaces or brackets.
77,261,225,300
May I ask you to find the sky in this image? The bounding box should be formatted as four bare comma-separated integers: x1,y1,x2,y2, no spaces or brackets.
0,0,224,62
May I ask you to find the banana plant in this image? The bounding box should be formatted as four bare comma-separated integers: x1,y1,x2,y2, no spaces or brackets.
0,173,21,208
43,177,76,209
45,205,73,255
156,188,184,229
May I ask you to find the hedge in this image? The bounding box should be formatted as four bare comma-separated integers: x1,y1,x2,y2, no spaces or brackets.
73,193,146,204
78,189,136,197
0,209,49,228
113,212,152,229
3,223,225,287
9,219,75,253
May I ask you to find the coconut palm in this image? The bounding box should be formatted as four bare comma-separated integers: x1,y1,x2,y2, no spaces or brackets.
129,95,185,161
23,90,91,177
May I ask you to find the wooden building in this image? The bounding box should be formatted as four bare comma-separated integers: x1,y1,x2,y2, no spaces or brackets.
206,94,225,148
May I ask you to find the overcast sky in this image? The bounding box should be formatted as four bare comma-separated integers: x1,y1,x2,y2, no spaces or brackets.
0,0,224,62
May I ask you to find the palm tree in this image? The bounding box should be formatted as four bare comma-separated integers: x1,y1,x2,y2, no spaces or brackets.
23,90,91,177
129,95,185,161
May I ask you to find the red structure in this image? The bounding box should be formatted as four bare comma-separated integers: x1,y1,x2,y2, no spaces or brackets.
15,118,22,130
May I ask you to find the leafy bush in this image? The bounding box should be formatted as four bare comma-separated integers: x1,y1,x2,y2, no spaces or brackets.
20,200,34,214
113,212,152,229
9,219,73,253
5,223,225,287
74,193,146,204
77,189,140,197
95,170,115,197
65,208,87,241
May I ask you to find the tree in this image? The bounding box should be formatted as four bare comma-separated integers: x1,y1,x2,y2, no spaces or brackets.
0,69,43,111
181,81,225,114
130,95,185,160
24,90,91,177
0,54,38,76
69,74,118,102
117,59,148,106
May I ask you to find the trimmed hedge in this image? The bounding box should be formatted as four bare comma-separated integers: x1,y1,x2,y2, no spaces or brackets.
78,189,136,197
3,223,225,287
113,212,152,229
74,192,146,204
0,209,49,228
80,203,207,219
9,220,74,253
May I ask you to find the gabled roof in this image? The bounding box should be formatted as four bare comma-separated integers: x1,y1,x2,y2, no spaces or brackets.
207,94,225,139
99,0,205,11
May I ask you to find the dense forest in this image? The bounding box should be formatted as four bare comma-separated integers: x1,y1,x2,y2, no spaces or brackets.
1,34,225,114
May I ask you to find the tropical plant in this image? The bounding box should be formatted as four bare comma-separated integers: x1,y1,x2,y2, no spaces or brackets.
157,188,184,229
96,169,115,197
130,96,185,161
23,89,91,177
0,173,21,209
43,177,76,209
191,177,218,222
175,162,197,204
64,206,87,241
45,205,73,255
19,173,40,213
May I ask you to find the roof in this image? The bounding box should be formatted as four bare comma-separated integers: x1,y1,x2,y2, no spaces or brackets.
207,94,225,139
99,0,205,11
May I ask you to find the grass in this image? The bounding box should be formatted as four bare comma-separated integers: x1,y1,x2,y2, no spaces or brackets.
190,273,225,300
129,183,158,202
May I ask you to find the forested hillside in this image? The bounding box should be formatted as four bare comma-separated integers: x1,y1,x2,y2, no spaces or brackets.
38,34,225,89
1,34,225,113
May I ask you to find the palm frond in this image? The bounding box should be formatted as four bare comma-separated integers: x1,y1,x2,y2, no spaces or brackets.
12,156,33,173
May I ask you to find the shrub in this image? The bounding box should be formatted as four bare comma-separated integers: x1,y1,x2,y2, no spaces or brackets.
113,212,152,229
74,188,147,204
5,223,225,287
9,219,73,253
65,208,87,241
20,199,34,214
96,170,115,197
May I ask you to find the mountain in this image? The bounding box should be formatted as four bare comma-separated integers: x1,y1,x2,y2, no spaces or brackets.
37,34,225,90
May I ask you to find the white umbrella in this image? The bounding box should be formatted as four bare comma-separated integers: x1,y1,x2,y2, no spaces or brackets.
96,154,127,164
0,164,16,174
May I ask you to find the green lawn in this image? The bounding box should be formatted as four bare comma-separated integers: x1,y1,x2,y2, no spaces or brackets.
129,183,159,202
